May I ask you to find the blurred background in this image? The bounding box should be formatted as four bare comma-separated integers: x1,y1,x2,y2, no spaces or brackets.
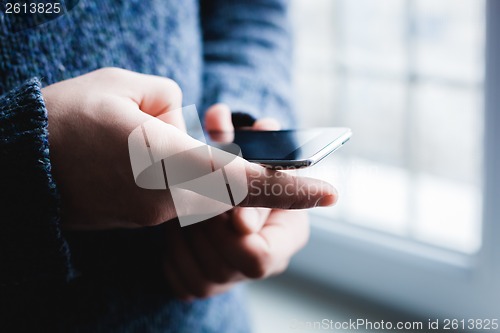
246,0,499,332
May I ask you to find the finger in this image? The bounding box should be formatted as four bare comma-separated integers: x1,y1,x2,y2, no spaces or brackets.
130,119,337,222
188,221,245,284
252,118,281,131
203,213,294,279
228,119,277,234
207,130,235,143
257,210,310,273
232,207,271,235
206,108,336,209
84,69,187,135
213,210,310,279
203,215,267,278
205,104,235,143
128,72,183,116
157,107,187,132
117,70,186,131
167,223,211,299
163,226,191,300
207,146,339,210
163,262,191,300
205,103,234,131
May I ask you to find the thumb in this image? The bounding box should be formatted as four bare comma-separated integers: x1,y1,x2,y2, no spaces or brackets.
236,161,338,210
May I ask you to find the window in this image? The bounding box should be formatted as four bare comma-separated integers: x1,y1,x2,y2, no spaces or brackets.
290,0,499,319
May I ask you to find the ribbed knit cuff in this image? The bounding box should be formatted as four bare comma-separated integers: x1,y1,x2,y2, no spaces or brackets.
0,78,74,287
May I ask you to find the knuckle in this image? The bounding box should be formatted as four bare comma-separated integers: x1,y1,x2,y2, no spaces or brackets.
136,194,177,227
240,193,252,207
210,270,234,284
90,68,133,90
193,284,214,299
245,248,272,279
95,67,127,78
163,78,183,98
274,260,290,276
92,95,116,110
132,206,165,227
287,192,309,209
283,177,308,209
298,221,311,249
131,216,155,228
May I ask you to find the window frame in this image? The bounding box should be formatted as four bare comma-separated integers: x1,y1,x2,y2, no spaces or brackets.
289,0,500,319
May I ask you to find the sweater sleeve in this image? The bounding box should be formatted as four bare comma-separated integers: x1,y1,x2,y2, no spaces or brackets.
200,0,296,127
0,78,74,288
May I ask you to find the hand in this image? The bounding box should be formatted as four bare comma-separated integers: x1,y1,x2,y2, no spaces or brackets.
44,69,337,230
45,67,185,229
161,104,333,299
162,208,308,299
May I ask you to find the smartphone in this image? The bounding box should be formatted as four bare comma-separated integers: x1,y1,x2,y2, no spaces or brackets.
208,127,351,169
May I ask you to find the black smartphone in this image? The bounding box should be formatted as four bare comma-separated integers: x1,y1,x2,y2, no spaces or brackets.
208,127,351,169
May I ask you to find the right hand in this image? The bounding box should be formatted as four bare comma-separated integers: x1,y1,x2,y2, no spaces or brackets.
44,67,337,230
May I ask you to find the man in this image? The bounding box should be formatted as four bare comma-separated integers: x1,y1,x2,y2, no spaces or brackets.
0,1,336,331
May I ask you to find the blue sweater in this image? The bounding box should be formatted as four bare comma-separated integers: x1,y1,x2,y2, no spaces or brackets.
0,1,293,331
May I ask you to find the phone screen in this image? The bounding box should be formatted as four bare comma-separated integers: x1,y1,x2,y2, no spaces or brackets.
230,129,322,160
207,127,351,166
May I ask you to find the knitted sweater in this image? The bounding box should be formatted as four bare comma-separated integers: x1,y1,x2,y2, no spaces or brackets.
0,1,293,331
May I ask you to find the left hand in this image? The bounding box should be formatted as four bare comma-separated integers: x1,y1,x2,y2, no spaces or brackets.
161,104,315,300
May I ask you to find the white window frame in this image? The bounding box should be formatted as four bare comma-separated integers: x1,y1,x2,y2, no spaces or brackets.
289,0,500,319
